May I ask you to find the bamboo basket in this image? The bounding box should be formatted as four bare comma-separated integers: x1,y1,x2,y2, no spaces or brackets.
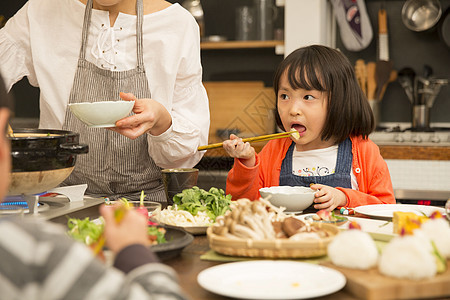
207,223,340,258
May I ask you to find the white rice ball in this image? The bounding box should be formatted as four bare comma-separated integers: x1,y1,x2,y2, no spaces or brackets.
328,230,378,269
379,234,436,280
419,218,450,259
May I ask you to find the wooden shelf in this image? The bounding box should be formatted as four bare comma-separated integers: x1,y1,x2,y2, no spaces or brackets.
201,40,284,50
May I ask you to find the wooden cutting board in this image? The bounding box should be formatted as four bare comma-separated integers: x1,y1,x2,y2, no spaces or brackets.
322,261,450,300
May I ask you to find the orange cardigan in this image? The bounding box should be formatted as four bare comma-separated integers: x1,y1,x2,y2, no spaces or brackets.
226,136,395,207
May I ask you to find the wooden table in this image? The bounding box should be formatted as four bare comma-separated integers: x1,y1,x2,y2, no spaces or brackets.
164,235,359,300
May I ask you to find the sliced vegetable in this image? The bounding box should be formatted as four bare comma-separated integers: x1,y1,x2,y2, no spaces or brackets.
136,190,149,217
148,226,167,245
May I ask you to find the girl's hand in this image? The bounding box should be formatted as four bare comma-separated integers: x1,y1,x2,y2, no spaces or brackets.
100,204,150,254
109,92,172,139
222,134,256,167
310,184,347,211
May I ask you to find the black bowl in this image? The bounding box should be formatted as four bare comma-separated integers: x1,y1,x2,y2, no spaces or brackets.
151,226,194,261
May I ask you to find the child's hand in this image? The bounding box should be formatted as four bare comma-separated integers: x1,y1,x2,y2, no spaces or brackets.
100,204,150,254
310,184,347,211
223,134,256,167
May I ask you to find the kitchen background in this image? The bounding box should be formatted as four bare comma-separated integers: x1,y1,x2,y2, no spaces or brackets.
2,0,449,124
1,0,450,201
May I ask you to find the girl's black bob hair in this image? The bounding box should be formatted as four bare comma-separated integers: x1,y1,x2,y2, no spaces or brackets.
273,45,374,144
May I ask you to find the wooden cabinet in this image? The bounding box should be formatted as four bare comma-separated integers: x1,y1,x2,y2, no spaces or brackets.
203,81,276,157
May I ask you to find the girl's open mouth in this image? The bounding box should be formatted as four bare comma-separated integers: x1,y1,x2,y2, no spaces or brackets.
290,124,306,136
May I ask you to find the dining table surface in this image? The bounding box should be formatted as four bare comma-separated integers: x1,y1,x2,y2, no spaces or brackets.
163,232,359,300
159,200,450,300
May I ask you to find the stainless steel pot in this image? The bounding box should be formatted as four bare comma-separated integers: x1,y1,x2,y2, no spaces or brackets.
402,0,442,32
8,129,88,196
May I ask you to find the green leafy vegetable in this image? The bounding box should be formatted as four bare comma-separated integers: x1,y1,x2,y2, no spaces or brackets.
67,217,104,246
172,186,232,221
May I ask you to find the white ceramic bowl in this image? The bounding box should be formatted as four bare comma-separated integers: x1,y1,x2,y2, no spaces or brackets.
259,186,315,213
68,101,135,127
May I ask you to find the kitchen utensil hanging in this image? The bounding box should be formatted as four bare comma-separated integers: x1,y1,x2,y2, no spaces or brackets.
439,7,450,49
375,8,393,102
397,67,416,104
401,0,442,32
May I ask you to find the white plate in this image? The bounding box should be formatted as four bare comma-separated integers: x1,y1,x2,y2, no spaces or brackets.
298,214,394,242
344,217,394,242
163,223,208,235
354,204,445,220
197,261,346,300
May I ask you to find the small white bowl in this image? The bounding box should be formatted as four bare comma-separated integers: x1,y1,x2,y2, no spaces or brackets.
259,186,315,213
68,101,135,127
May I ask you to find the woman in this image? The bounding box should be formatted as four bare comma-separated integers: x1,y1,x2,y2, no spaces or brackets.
0,0,209,201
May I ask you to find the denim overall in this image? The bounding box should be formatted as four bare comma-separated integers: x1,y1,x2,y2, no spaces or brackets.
279,138,353,212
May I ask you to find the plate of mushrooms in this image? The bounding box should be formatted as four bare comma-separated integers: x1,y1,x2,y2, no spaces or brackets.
207,198,339,258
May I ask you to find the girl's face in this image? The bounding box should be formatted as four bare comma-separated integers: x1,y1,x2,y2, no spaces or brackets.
277,72,335,151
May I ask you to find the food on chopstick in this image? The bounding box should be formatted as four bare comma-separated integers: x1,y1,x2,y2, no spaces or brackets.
157,186,232,227
211,198,331,241
327,221,379,270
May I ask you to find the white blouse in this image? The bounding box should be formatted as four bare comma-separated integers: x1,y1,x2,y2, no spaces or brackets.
0,0,209,168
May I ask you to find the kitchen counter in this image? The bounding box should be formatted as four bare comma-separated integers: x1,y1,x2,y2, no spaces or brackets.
25,196,104,224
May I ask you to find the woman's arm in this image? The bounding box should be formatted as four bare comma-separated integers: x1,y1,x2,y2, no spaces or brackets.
0,2,34,91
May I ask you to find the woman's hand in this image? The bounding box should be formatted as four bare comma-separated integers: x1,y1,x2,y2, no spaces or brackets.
310,184,347,211
109,92,172,139
99,204,149,254
222,134,256,167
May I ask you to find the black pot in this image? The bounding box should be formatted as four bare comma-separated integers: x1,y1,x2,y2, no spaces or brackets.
9,129,88,172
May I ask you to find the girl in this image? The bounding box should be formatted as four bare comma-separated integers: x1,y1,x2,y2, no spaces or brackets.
224,45,395,211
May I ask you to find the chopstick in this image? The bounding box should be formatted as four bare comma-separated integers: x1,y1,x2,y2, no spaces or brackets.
198,130,298,151
6,124,14,137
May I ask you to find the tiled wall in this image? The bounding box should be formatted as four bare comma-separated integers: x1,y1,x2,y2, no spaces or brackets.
386,159,450,191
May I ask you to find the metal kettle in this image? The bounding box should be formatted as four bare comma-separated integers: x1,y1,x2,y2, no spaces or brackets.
254,0,278,40
182,0,205,38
